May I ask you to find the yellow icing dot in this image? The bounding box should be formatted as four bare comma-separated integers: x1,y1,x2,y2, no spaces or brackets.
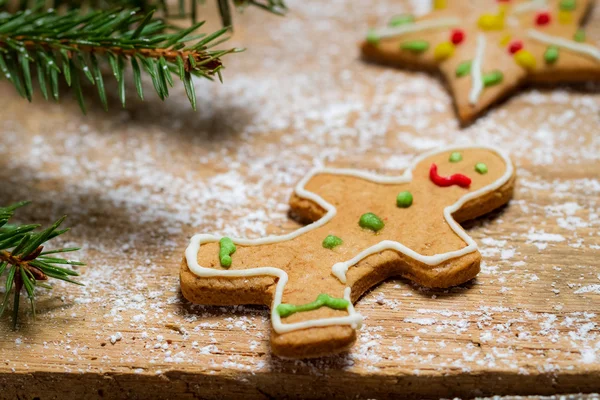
434,41,455,61
558,10,573,24
433,0,447,9
478,13,504,30
514,49,536,70
500,34,512,47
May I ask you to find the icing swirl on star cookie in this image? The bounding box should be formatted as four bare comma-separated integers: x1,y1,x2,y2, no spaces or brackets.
469,34,486,106
528,30,600,61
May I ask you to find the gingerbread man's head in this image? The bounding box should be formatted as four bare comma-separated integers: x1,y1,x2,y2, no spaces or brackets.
409,146,515,220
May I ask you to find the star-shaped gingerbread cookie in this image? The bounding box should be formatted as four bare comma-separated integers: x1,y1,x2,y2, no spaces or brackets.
361,0,600,124
180,145,516,358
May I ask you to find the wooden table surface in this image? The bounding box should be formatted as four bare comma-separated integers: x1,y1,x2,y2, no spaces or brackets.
1,1,599,399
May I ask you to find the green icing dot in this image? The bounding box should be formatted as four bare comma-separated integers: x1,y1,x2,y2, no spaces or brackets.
559,0,576,11
449,152,463,162
475,163,488,174
218,237,236,268
322,235,343,249
359,212,384,232
544,46,559,64
276,293,350,318
389,14,414,27
574,29,586,42
483,71,503,87
366,28,380,45
400,40,429,53
396,191,413,208
455,60,472,77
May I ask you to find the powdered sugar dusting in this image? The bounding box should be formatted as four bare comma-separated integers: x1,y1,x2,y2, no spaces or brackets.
0,0,599,394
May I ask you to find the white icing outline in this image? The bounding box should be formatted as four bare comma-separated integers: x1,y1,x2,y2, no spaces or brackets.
513,0,547,15
371,17,460,40
528,29,600,62
469,34,486,106
185,145,514,334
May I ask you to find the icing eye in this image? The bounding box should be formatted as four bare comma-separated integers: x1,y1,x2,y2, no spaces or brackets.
475,163,489,174
449,152,463,162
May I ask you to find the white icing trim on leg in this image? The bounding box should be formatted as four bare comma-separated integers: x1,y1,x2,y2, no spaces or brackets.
528,29,600,62
469,34,486,106
344,286,362,330
185,238,364,334
185,145,514,334
370,17,460,41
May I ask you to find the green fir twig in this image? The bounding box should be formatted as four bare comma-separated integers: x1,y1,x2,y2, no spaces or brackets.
0,201,84,329
1,0,287,25
0,8,243,112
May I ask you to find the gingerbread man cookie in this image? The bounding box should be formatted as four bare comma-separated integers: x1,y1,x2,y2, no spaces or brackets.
361,0,600,124
181,146,516,358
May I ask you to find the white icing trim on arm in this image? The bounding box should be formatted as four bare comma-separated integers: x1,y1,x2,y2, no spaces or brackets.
371,17,460,40
469,34,486,106
185,145,514,334
332,147,513,283
528,29,600,62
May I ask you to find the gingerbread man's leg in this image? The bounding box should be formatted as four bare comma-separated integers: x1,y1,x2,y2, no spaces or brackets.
181,235,361,357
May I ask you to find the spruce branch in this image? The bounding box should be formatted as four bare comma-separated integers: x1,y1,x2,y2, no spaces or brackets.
2,0,287,25
0,201,84,329
0,8,242,112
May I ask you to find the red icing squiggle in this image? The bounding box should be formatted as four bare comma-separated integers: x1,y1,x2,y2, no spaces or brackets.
429,163,471,188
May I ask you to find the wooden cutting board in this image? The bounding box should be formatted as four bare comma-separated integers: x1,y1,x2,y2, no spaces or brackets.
1,1,599,398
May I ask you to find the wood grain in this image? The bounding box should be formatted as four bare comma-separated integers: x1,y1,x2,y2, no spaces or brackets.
0,0,599,398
